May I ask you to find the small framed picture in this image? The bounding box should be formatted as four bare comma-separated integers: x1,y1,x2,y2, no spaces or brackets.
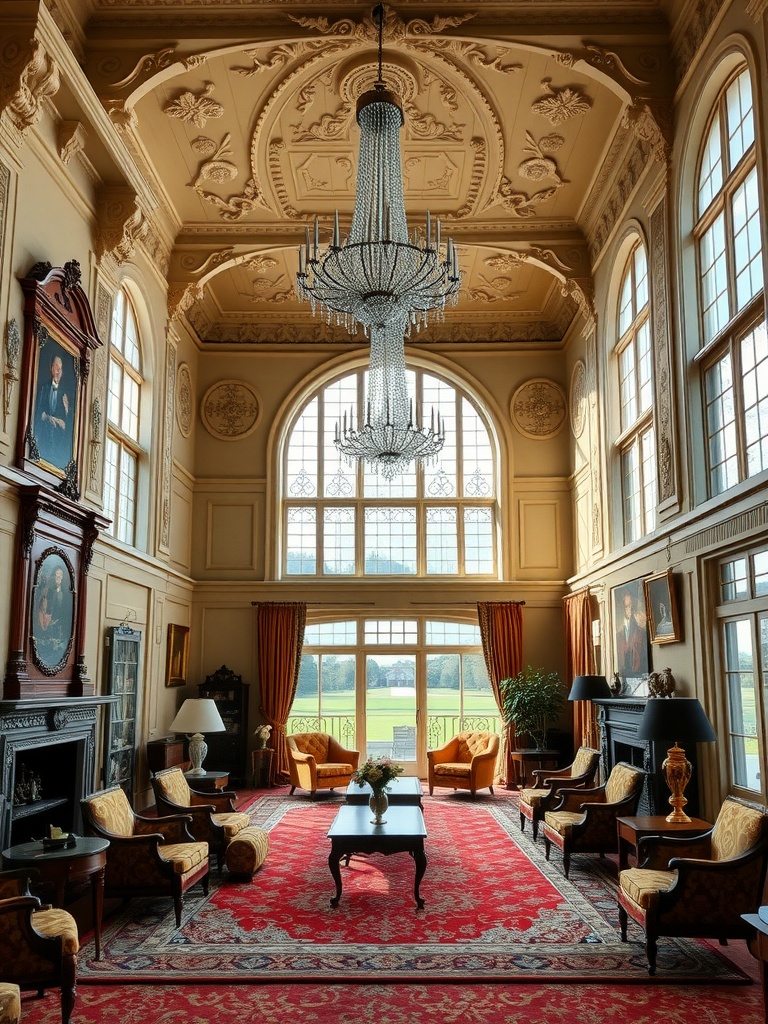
165,624,189,687
644,569,681,644
612,577,650,686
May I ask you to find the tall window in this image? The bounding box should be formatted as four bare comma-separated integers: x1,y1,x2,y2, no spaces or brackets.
716,547,768,797
696,66,767,496
282,367,497,577
616,240,656,542
104,289,142,544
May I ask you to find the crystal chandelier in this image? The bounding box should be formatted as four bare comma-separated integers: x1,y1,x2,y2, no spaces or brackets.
296,4,460,477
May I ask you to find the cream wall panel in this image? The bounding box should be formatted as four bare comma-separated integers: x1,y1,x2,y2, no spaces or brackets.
170,478,193,572
519,500,560,569
200,605,254,682
105,576,150,626
206,502,257,571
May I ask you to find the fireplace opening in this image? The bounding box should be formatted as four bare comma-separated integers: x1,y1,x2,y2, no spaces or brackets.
10,739,86,845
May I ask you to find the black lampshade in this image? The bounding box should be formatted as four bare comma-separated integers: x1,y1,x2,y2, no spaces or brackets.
636,697,716,743
568,675,612,701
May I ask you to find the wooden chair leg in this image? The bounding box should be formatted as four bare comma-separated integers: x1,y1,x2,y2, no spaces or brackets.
61,954,77,1024
618,904,628,941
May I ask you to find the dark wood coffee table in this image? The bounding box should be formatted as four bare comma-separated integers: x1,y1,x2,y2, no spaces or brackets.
345,776,423,806
327,804,427,909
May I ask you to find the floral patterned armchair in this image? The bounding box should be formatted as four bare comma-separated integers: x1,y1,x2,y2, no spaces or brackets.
542,761,644,877
151,767,250,874
519,746,601,840
286,733,359,796
0,868,78,1024
618,796,768,974
427,731,499,797
81,785,209,927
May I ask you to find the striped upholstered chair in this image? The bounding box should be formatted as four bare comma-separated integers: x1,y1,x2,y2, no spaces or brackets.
618,796,768,975
81,785,209,926
519,746,600,840
0,868,78,1024
542,762,644,878
151,767,251,874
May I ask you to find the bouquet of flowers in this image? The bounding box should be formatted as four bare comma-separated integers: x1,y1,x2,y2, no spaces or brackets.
351,756,403,793
254,723,272,748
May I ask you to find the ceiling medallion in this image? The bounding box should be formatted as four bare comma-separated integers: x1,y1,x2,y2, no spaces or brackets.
511,378,567,439
200,380,261,441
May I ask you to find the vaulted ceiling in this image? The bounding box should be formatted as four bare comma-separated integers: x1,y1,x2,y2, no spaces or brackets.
68,2,681,344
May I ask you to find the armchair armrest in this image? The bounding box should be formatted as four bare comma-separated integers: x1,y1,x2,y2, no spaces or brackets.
553,785,607,812
471,747,498,765
428,738,460,765
531,765,572,784
289,750,314,765
133,813,196,843
188,789,239,812
637,832,713,869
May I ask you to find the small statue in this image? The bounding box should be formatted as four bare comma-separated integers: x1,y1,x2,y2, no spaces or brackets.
648,667,676,698
609,672,623,696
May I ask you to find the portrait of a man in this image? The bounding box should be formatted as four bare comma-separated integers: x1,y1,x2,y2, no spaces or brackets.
32,342,76,471
32,553,74,670
613,579,649,683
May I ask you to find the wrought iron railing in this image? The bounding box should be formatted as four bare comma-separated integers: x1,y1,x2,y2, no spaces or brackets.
286,713,502,756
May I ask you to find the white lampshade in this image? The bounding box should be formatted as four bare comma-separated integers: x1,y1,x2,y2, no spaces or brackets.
168,698,225,775
168,698,225,735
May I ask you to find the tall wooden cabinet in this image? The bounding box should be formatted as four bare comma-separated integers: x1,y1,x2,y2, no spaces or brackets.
103,625,142,801
198,665,249,785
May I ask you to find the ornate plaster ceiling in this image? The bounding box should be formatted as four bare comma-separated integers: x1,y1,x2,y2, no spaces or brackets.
79,1,674,344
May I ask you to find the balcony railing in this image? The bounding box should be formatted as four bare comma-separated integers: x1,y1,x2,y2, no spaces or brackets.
286,713,502,757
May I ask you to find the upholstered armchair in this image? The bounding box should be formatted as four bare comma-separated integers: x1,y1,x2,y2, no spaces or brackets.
519,746,600,840
427,731,499,797
618,796,768,975
0,868,78,1024
286,733,360,796
81,785,209,926
151,767,250,874
542,761,644,877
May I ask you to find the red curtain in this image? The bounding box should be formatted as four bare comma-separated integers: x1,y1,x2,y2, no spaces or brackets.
563,590,598,750
257,602,307,783
477,601,524,786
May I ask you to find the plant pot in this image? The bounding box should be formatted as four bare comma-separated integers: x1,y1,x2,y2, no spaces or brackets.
369,789,388,825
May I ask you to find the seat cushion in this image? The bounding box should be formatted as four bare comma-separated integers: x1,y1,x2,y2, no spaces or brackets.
316,762,353,779
225,826,270,877
32,907,80,955
0,982,21,1024
520,788,548,809
212,811,251,837
619,867,677,909
434,762,472,780
158,841,209,874
543,810,584,837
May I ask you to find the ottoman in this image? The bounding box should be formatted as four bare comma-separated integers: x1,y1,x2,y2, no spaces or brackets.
0,982,21,1024
225,825,270,878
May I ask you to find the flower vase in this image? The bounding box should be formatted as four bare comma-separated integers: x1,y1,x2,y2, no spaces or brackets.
369,789,388,825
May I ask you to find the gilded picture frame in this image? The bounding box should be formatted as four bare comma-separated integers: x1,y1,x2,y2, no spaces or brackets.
644,569,681,644
165,624,189,687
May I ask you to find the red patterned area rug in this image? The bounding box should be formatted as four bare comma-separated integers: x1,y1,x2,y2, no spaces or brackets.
20,977,764,1024
77,793,750,985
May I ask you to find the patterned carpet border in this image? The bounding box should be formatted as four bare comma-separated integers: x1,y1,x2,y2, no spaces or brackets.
77,792,751,986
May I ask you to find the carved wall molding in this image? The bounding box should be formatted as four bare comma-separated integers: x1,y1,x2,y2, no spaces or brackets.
586,328,603,555
747,0,768,19
621,98,670,165
160,342,176,552
57,120,87,165
531,79,592,125
168,282,205,322
650,199,677,506
4,318,21,429
1,38,61,145
671,0,729,88
570,360,587,438
163,82,224,127
588,139,652,264
201,380,261,440
510,378,567,439
95,188,149,267
176,363,193,438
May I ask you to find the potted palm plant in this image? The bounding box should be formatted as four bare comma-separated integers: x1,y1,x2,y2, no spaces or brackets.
499,665,566,750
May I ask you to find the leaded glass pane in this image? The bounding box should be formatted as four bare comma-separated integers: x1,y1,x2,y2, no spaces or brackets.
364,507,417,574
726,70,754,171
619,344,636,430
641,426,657,536
754,553,768,597
698,112,723,215
732,168,764,311
363,368,417,499
116,447,136,545
724,618,759,790
287,399,318,498
123,301,140,370
107,359,122,427
323,507,355,575
700,215,729,344
426,621,482,645
286,507,316,574
425,506,458,574
323,376,357,499
122,372,139,441
705,354,739,494
742,322,768,478
637,321,653,414
461,399,493,497
721,558,749,601
634,245,649,312
104,436,118,529
423,374,457,497
364,620,418,644
464,507,494,573
622,442,641,543
618,265,634,337
304,621,357,645
110,290,125,354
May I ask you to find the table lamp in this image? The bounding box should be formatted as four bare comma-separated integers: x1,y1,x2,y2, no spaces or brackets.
168,698,226,776
636,696,716,823
567,675,612,701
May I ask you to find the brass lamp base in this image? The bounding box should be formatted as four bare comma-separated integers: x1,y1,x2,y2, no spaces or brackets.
662,743,693,823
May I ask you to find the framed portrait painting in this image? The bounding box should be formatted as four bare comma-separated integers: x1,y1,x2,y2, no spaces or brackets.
166,624,189,687
612,577,650,690
644,569,681,644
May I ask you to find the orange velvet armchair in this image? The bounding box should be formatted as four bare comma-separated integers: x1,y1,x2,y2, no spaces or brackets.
286,732,359,796
427,730,499,797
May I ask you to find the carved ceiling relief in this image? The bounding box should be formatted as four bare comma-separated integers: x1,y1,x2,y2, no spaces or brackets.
1,37,61,145
95,190,149,268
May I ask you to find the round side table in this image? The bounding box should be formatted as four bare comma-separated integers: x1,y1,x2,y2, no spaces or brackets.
251,747,274,788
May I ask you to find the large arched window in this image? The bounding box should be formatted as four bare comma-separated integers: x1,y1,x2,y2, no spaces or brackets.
695,65,766,496
615,239,656,542
104,288,143,545
282,365,498,577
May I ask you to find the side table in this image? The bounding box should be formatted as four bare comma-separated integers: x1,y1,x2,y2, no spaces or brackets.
2,836,110,960
509,749,559,789
251,747,274,788
616,815,711,871
184,770,229,792
742,909,768,1024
